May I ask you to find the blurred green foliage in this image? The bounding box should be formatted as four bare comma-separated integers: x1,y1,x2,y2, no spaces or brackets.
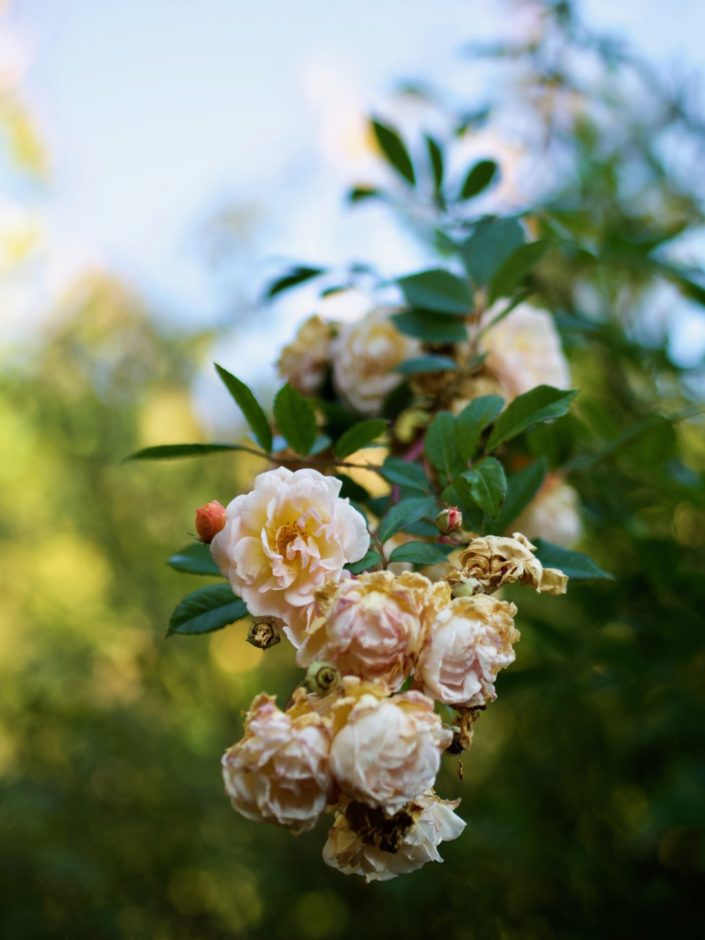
2,2,705,938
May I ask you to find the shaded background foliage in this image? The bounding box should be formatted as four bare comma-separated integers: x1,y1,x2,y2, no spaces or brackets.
1,2,704,938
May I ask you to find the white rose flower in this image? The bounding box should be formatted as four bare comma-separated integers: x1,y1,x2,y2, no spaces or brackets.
329,686,452,814
482,303,570,399
332,307,421,415
211,467,369,645
297,571,451,691
322,793,466,882
222,691,332,833
512,474,582,547
276,315,336,396
417,595,519,708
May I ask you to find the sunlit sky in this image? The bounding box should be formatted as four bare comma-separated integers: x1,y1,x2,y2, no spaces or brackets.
4,0,705,400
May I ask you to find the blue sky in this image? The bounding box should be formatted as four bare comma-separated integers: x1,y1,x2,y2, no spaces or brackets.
5,0,705,396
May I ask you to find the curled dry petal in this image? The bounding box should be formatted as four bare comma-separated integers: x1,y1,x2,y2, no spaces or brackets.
452,531,567,596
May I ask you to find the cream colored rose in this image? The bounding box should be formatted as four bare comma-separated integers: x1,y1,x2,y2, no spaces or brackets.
211,467,369,645
329,686,452,814
297,571,450,691
322,793,466,882
512,474,582,547
417,595,519,707
277,315,336,396
452,531,567,596
482,303,570,399
222,691,332,832
332,307,421,415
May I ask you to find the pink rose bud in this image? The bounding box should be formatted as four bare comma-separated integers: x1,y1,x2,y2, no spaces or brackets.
195,500,226,543
436,506,463,535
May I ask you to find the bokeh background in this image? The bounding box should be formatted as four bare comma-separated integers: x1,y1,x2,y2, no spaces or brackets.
2,1,705,938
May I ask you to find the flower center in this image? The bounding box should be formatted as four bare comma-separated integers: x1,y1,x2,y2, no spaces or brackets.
274,521,307,556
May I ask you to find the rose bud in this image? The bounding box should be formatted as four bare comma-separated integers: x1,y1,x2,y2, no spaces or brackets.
195,500,226,543
436,507,463,535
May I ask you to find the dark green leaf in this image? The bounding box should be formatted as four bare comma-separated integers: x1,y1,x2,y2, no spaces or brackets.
425,412,465,482
533,540,614,581
378,495,437,543
370,118,416,185
125,442,249,462
425,134,444,196
167,543,222,577
388,541,450,565
214,364,272,453
273,383,317,455
392,310,468,344
397,269,473,315
460,217,526,285
491,458,547,533
347,186,383,204
455,395,505,461
459,159,499,199
168,584,248,637
334,419,387,459
345,550,382,574
379,457,430,493
462,457,507,517
395,355,458,375
265,265,323,298
489,240,548,301
487,386,578,451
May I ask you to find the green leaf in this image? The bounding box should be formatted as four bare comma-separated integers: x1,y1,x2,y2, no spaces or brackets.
425,134,444,196
460,217,526,285
395,355,458,376
168,584,248,637
345,550,382,574
378,495,437,544
487,386,577,451
125,443,249,461
491,458,547,533
265,265,323,298
370,118,416,185
489,240,548,302
533,540,613,581
455,395,505,461
392,310,468,344
347,186,383,204
425,412,465,483
459,159,499,200
214,364,272,453
273,383,317,455
397,269,473,315
388,542,450,565
334,419,387,459
167,543,221,577
462,457,507,518
379,457,430,493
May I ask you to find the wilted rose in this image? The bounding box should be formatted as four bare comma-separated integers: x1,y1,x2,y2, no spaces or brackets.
297,571,450,691
322,793,466,882
332,307,421,415
211,467,369,644
417,594,519,707
452,531,567,596
329,683,452,814
222,691,332,833
277,315,336,396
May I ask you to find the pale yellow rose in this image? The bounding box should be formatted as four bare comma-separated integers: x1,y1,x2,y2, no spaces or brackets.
329,683,452,814
211,467,370,644
512,474,582,547
297,571,451,691
221,691,332,832
332,307,421,414
322,793,465,882
417,594,519,708
452,531,567,596
482,303,570,399
277,315,336,396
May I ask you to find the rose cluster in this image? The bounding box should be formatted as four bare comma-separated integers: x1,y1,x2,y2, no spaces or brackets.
209,465,567,881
